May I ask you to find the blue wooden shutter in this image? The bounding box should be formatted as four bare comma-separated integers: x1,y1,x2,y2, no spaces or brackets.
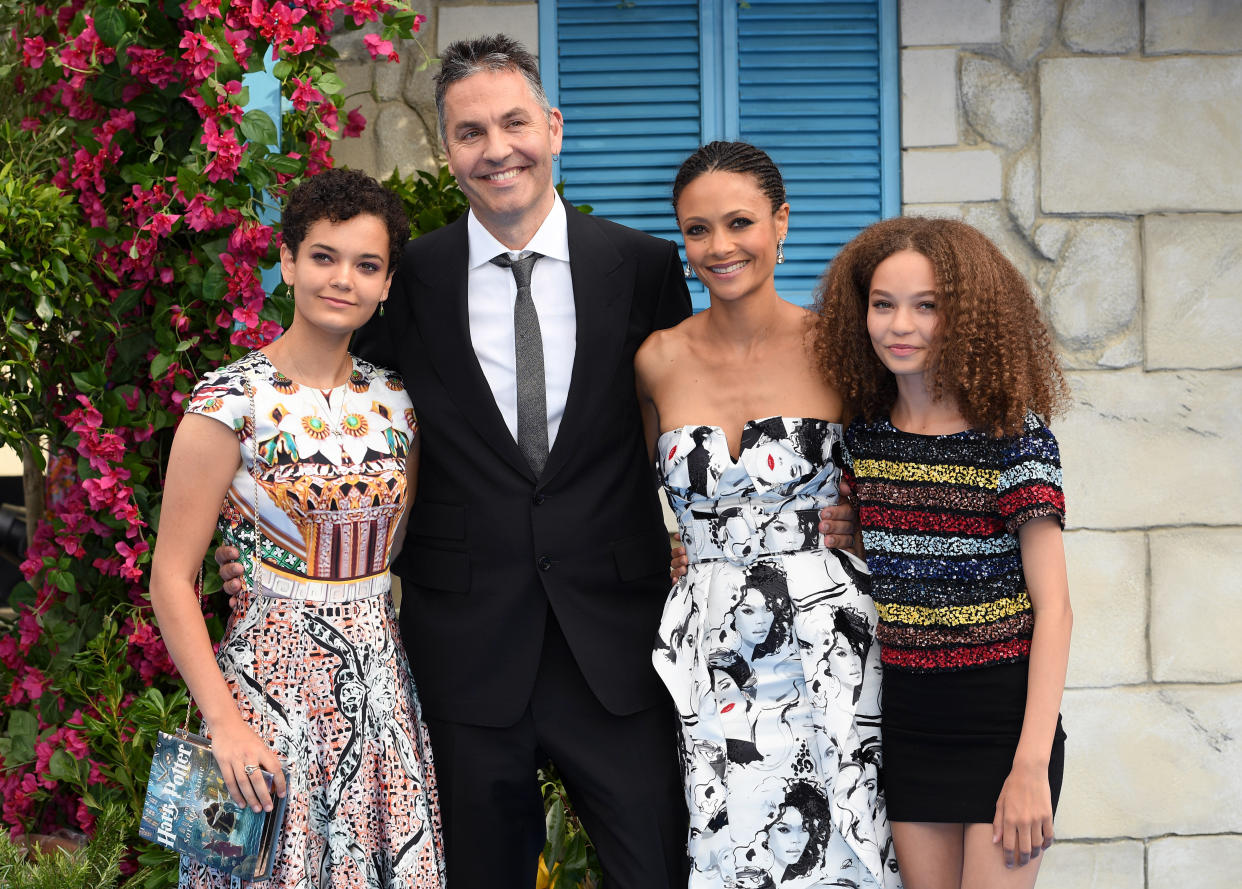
737,1,889,302
542,0,897,309
546,1,702,245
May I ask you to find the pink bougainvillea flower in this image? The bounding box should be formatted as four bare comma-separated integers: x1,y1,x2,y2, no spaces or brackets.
184,0,224,20
0,636,19,670
228,221,274,259
178,31,217,82
344,107,367,138
363,32,398,62
19,668,48,702
127,46,178,88
288,75,324,112
288,25,319,55
318,100,340,133
21,36,48,68
347,0,381,25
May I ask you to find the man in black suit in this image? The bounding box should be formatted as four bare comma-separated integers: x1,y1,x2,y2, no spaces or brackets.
219,33,856,888
354,34,693,889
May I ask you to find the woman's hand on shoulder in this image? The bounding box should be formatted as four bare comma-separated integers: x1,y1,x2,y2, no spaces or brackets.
992,758,1054,869
207,713,287,812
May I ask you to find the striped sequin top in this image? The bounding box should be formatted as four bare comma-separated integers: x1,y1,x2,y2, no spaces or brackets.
843,412,1065,673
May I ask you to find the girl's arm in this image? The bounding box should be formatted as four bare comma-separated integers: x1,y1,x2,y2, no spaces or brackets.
149,413,286,812
992,514,1073,868
388,432,420,563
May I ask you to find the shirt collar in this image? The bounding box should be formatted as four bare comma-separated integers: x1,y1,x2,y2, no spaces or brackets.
467,197,570,270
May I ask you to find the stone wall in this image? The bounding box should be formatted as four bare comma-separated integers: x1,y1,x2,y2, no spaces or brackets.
901,0,1242,884
329,1,538,178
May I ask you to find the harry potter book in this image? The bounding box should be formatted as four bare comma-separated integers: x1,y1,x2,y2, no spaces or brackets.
139,729,286,880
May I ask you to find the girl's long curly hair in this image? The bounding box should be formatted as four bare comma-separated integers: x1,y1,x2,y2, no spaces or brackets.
813,216,1069,437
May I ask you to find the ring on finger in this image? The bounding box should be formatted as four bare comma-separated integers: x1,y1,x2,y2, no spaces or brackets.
244,764,259,775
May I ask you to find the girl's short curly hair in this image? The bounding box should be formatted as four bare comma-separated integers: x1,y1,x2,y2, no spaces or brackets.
281,168,410,274
813,216,1069,437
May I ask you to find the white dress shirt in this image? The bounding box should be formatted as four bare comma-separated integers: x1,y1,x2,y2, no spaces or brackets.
466,200,577,449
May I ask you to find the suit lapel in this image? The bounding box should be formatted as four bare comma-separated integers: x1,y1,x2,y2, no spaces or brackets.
541,202,634,484
411,215,535,481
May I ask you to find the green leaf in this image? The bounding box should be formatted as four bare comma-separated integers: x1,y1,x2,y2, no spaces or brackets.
272,60,293,80
95,6,127,47
6,709,38,761
316,72,345,96
150,352,174,380
49,749,81,783
202,261,227,300
34,290,54,322
239,109,279,146
49,568,77,593
267,154,304,175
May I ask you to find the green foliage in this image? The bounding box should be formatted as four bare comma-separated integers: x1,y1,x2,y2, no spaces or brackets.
380,165,470,238
0,803,129,889
0,157,101,457
538,765,601,889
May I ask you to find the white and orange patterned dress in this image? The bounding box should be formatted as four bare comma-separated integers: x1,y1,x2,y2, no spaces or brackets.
182,350,445,889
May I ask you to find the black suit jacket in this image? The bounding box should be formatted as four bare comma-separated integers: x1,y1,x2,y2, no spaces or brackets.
353,199,692,727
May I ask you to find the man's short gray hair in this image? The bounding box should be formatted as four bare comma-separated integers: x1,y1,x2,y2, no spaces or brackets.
435,34,553,142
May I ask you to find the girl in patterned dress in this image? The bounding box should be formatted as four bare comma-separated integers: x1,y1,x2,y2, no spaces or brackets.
150,169,446,888
814,217,1073,889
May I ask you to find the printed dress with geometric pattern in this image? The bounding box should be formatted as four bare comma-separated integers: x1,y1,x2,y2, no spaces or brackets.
182,350,445,889
653,417,901,889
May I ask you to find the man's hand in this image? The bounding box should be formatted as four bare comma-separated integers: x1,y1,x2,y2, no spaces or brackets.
670,533,690,580
820,477,858,551
214,544,247,608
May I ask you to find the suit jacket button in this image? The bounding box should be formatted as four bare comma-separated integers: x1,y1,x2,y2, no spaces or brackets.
532,493,545,506
538,555,552,571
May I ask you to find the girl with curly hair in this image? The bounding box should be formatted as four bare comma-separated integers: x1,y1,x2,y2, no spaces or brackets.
814,216,1073,888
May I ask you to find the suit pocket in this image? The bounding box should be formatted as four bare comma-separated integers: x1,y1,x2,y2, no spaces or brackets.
405,545,471,593
611,530,670,582
410,501,467,540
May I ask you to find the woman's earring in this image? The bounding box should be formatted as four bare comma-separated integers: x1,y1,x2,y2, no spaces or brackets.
776,238,786,265
684,262,696,279
379,299,386,317
552,154,560,162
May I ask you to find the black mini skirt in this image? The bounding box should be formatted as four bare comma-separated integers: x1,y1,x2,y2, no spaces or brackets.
881,661,1066,824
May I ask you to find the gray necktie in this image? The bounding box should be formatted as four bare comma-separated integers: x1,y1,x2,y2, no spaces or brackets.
491,251,549,475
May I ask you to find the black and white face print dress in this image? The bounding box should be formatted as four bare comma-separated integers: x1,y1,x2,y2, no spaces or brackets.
653,417,901,889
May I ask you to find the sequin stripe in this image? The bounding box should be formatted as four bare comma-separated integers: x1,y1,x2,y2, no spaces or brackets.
881,636,1032,671
866,550,1023,582
851,457,999,489
861,505,1005,536
1000,457,1062,488
857,479,997,513
876,592,1032,627
874,570,1026,607
998,484,1065,519
879,612,1034,647
863,527,1019,558
1004,504,1066,537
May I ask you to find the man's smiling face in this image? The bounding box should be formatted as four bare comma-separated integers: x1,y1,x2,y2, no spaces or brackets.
442,68,564,244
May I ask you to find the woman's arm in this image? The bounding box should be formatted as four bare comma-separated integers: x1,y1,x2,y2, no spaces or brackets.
992,515,1073,868
149,413,286,811
634,332,667,464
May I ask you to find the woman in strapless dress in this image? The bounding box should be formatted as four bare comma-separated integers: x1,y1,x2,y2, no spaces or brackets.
636,142,900,889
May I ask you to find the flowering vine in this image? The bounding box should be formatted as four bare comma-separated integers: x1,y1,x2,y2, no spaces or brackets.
0,0,424,873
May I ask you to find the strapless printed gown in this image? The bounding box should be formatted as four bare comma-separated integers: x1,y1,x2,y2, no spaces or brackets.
653,416,900,889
